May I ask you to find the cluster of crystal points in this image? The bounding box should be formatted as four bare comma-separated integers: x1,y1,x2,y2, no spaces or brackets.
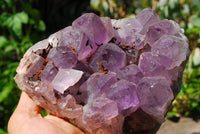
15,8,190,134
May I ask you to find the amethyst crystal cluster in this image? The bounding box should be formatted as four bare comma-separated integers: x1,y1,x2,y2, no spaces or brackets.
15,9,190,134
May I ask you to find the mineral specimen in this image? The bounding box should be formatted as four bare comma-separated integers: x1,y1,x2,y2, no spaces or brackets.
14,8,190,134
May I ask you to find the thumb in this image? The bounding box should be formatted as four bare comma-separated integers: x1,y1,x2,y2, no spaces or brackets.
15,92,41,116
8,92,41,133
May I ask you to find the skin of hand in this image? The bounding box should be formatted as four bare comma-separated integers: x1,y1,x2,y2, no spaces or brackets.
8,92,84,134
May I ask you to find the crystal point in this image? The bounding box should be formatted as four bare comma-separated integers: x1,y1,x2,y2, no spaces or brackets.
52,69,83,93
89,43,126,72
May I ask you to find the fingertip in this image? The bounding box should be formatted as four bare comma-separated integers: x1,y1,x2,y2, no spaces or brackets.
15,92,41,116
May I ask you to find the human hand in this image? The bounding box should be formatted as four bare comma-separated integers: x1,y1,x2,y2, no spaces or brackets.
8,92,84,134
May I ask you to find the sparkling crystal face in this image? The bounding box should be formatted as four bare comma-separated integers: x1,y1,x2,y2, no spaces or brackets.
14,8,190,134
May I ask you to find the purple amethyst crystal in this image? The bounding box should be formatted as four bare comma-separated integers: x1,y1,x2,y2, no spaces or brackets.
89,43,126,72
14,8,190,134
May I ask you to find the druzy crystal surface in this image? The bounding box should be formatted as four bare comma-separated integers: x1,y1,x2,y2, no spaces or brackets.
15,8,190,134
